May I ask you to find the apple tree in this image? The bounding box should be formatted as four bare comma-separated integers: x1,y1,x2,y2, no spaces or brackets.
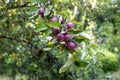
0,0,119,80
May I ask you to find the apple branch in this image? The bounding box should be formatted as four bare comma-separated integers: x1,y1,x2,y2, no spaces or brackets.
0,35,38,49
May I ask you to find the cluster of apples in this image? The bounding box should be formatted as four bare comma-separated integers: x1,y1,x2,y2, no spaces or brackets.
52,22,76,50
38,8,76,50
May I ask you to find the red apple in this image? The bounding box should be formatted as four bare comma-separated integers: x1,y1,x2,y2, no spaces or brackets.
52,27,60,35
67,41,76,50
38,8,44,15
64,33,71,41
67,22,74,29
56,33,64,40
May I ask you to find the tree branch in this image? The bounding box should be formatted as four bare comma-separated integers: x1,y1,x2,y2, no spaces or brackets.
0,2,38,19
6,3,38,10
0,35,38,49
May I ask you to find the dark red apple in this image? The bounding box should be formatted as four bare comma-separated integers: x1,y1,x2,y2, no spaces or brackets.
38,8,44,15
67,22,74,29
52,27,60,35
56,33,64,40
64,33,71,41
67,41,76,50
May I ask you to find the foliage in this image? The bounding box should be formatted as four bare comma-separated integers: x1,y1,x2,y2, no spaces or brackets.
0,0,120,80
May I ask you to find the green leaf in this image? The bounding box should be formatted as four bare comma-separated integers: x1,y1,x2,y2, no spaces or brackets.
68,29,82,34
30,14,39,19
59,53,74,73
75,37,88,43
75,60,88,67
96,52,105,59
47,22,61,28
79,32,91,40
75,38,85,43
59,66,70,73
38,27,48,32
97,52,105,57
44,9,50,16
59,9,71,19
45,29,52,36
35,23,48,32
29,6,38,12
89,43,99,48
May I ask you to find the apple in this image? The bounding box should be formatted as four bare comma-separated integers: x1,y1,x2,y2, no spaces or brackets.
52,27,60,35
67,41,76,50
56,33,64,40
67,22,74,29
38,8,44,15
64,33,71,41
